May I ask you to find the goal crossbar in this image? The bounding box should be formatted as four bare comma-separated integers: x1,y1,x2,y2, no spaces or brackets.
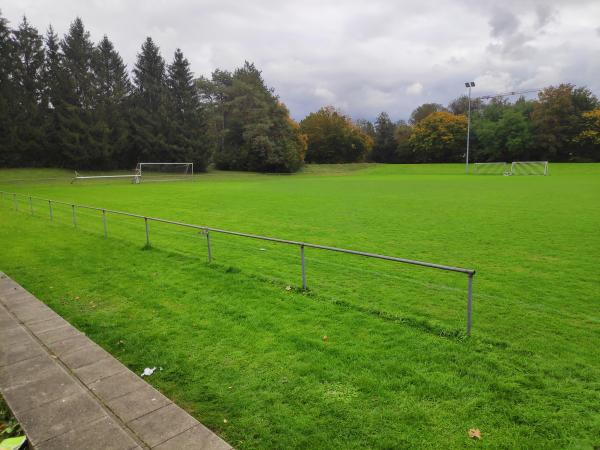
71,171,140,184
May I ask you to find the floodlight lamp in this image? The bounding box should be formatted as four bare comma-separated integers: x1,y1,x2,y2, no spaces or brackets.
470,81,476,87
465,82,470,87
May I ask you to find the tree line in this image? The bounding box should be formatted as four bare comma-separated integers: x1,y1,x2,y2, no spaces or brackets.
354,85,600,164
0,14,306,172
1,13,599,173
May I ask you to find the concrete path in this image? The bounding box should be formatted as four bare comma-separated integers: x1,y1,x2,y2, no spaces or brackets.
0,272,232,450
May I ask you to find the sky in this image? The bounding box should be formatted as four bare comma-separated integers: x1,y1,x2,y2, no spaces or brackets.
2,0,600,121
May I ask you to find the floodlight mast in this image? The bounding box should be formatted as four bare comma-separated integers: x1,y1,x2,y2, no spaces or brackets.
465,81,475,174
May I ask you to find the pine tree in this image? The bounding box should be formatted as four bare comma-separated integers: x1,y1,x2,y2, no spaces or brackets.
372,112,397,162
213,62,305,172
41,26,65,166
0,11,17,165
166,48,210,170
59,17,97,167
13,16,45,165
130,37,168,163
92,35,131,168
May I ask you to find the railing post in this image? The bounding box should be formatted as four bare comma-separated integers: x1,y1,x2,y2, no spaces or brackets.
29,196,33,215
466,273,474,336
144,217,150,246
102,210,107,238
206,229,212,263
48,200,53,222
301,244,307,290
72,204,77,228
13,193,17,211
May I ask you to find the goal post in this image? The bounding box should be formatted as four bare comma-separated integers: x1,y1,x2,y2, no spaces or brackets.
71,171,140,184
510,161,549,176
472,162,509,175
135,162,194,182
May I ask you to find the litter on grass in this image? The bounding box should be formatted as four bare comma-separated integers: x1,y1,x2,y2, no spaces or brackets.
141,367,156,377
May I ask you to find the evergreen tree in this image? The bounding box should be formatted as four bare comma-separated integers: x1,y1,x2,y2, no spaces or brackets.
212,62,305,172
371,112,397,162
13,16,45,165
0,11,16,165
130,37,168,164
166,48,210,170
59,17,97,167
92,35,131,168
41,26,65,166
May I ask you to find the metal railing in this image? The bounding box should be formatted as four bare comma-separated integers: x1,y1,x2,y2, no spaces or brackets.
0,190,476,334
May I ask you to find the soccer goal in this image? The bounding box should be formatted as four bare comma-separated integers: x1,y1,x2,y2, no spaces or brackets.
472,162,510,175
72,171,140,184
510,161,549,176
135,162,194,182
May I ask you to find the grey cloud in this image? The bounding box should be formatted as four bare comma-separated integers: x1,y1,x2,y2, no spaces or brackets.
1,0,599,121
489,9,520,37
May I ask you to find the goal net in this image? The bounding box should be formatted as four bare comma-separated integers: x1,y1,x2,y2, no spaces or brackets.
510,161,548,176
472,162,509,175
136,163,194,182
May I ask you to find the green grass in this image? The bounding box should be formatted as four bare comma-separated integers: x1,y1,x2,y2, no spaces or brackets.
0,163,599,449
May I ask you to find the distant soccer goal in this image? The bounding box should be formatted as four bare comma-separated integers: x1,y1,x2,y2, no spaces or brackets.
510,161,549,176
136,162,194,182
72,171,140,184
472,162,509,175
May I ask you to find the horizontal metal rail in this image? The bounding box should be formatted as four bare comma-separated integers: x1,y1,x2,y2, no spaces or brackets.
0,190,476,334
74,174,139,179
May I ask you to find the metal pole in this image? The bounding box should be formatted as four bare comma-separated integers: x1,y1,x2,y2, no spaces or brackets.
72,205,77,228
48,200,53,222
466,85,472,174
206,230,212,263
144,217,150,246
301,244,307,290
29,196,33,215
13,194,17,211
466,273,474,335
102,210,107,238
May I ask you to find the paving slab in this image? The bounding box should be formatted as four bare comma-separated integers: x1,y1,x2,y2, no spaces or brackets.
2,366,83,414
0,325,32,347
46,334,95,357
0,337,46,367
18,391,108,445
107,383,172,423
0,355,57,390
74,356,128,385
154,424,232,450
61,342,112,370
27,316,71,334
36,324,83,345
37,416,140,450
128,404,200,448
9,304,58,324
89,370,148,402
0,272,231,449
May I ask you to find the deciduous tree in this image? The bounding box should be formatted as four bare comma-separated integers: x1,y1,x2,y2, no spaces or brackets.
300,106,373,163
409,111,467,162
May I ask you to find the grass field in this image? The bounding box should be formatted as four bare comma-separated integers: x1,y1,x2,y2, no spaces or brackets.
0,163,599,449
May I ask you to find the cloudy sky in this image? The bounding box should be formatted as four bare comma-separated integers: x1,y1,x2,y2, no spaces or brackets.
2,0,599,121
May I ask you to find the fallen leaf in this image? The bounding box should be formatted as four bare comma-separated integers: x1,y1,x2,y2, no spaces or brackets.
468,428,481,439
75,296,80,300
322,335,329,342
285,286,292,291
